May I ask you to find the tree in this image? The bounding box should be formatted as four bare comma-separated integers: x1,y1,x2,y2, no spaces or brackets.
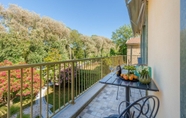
44,48,62,62
110,48,117,56
91,35,104,57
111,25,133,55
26,39,46,64
80,35,99,58
69,30,84,59
0,33,28,63
0,3,117,64
0,60,41,104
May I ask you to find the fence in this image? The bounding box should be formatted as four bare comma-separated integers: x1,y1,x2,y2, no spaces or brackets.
0,55,126,118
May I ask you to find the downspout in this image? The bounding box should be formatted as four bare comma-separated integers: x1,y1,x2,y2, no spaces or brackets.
130,45,132,64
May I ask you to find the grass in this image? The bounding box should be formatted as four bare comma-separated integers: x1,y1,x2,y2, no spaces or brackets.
46,86,70,112
46,67,102,112
0,97,34,118
10,105,20,115
16,113,30,118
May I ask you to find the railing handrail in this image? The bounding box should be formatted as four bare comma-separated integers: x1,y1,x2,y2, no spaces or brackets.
0,55,127,118
0,55,125,71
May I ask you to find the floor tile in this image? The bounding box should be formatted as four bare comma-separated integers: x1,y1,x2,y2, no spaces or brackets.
77,85,145,118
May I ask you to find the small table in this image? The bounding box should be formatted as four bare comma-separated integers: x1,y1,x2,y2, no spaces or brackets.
99,70,159,117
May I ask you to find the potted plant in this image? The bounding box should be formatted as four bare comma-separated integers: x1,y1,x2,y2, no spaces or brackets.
137,66,151,84
124,65,136,74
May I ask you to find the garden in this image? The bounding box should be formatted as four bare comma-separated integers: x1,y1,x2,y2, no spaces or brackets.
0,59,111,117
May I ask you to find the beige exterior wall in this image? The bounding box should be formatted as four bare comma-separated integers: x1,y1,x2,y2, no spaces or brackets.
148,0,180,117
127,45,140,64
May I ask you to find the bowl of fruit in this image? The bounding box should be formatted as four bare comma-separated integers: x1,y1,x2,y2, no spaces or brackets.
120,73,138,81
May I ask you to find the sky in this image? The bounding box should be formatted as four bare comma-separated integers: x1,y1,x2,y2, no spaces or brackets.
0,0,130,39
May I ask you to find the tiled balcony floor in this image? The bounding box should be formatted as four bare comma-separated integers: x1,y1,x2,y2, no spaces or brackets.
77,85,146,118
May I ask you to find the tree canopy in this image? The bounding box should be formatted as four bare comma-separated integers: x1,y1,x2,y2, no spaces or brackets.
0,4,116,64
111,25,133,55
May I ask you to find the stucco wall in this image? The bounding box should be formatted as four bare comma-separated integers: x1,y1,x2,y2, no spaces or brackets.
148,0,180,117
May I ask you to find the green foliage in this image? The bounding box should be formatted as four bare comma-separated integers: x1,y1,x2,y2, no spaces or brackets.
69,30,85,59
44,39,68,61
26,39,46,64
10,105,19,115
0,33,28,63
44,48,62,62
136,66,149,76
110,48,117,56
111,25,133,55
26,52,43,64
0,4,116,64
16,113,30,118
102,58,112,66
124,65,136,74
46,68,101,112
112,25,133,44
74,47,84,59
118,40,127,55
124,65,136,70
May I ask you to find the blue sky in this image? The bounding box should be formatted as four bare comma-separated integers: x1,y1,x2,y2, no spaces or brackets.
0,0,130,39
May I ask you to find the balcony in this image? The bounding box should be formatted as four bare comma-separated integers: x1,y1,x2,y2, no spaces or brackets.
54,85,146,118
0,55,143,118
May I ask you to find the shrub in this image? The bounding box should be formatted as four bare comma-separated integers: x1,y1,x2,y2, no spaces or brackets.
0,60,41,104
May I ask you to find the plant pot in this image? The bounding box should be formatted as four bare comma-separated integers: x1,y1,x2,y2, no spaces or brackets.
139,74,151,84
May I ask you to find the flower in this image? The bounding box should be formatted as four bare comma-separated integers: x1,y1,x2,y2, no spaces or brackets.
137,66,151,84
137,66,149,76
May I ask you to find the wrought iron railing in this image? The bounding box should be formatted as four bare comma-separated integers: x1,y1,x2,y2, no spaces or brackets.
0,55,128,118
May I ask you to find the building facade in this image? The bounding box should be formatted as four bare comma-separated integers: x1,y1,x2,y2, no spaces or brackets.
126,37,140,65
125,0,185,117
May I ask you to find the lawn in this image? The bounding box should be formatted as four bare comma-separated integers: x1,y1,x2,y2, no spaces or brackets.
46,66,102,112
0,97,34,118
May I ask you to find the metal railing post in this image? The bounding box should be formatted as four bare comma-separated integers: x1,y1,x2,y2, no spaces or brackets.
71,62,75,104
63,63,66,107
53,65,56,113
20,69,23,118
101,58,103,78
31,68,33,118
7,70,10,118
39,66,42,118
47,66,49,118
58,64,61,110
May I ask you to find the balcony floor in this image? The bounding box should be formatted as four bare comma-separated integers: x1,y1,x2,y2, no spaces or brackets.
76,85,146,118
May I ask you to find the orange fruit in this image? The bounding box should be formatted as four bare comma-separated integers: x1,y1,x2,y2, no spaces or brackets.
129,75,133,80
124,75,128,80
133,75,138,79
130,74,134,77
